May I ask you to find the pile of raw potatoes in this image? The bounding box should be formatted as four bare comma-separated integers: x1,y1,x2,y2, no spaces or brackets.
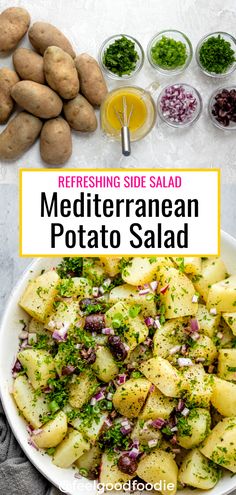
0,7,108,165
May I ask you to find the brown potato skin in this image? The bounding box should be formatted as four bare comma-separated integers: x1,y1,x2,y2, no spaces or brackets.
0,7,30,53
29,22,75,58
13,48,45,84
44,46,79,100
0,68,19,124
63,95,97,132
75,54,108,106
11,81,63,119
0,112,42,160
40,117,72,165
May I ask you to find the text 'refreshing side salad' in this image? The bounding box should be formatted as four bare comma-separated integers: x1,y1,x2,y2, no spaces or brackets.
11,256,236,493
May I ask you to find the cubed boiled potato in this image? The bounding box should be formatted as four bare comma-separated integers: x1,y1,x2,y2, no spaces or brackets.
193,257,227,302
28,318,47,334
13,375,49,428
72,277,91,298
140,357,181,398
140,387,176,420
177,408,210,449
45,300,80,332
207,275,236,313
122,257,173,286
17,349,56,389
112,377,151,418
131,419,162,446
100,257,122,277
188,334,218,365
71,413,108,444
200,417,236,472
211,377,236,416
179,449,219,489
196,304,221,338
218,348,236,382
68,371,98,409
158,266,198,319
99,452,135,484
19,270,59,322
136,449,178,495
83,260,105,285
32,411,67,448
53,428,90,468
75,445,102,478
153,318,188,359
173,257,202,275
105,301,148,351
180,365,213,408
109,284,157,318
223,313,236,335
92,346,119,383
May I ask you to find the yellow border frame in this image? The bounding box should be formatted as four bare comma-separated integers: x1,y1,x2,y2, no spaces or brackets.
19,168,221,258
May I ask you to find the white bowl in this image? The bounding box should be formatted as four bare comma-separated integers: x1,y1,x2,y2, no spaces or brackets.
1,233,236,495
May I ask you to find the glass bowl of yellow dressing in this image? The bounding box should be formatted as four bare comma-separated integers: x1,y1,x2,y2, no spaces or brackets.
100,86,157,141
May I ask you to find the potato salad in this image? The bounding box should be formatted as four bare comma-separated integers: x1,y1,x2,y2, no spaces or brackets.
12,256,236,494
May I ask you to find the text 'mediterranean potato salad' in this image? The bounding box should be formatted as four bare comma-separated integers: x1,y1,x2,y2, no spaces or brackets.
11,255,236,493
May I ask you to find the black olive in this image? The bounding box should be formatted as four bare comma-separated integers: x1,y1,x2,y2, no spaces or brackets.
118,454,137,475
108,335,128,361
80,347,96,364
84,314,105,332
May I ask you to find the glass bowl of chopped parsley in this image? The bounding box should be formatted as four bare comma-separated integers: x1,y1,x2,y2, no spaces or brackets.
147,29,193,75
99,34,144,79
196,32,236,78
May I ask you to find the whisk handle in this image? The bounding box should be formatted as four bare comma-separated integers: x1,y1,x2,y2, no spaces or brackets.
121,126,131,156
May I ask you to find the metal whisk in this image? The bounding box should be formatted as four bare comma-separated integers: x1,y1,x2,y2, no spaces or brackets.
114,96,134,156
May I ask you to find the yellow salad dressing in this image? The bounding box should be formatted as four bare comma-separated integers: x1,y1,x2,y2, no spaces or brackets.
105,90,147,131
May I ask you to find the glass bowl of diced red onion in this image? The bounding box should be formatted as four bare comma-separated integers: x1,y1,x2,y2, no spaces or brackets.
208,86,236,130
157,83,203,127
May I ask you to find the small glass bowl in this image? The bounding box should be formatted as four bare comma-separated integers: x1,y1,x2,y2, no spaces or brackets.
157,83,202,128
196,32,236,78
99,34,144,80
208,86,236,131
147,29,193,76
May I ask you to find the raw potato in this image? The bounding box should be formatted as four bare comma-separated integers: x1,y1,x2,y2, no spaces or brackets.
211,376,236,416
112,377,151,418
53,429,90,468
140,357,181,398
64,95,97,132
0,68,19,124
99,453,135,485
75,53,108,106
32,411,68,448
29,22,75,58
136,449,178,495
18,349,56,389
40,118,72,165
13,375,49,429
13,48,45,84
19,270,59,322
44,46,79,99
0,7,30,53
200,417,236,472
0,112,42,160
179,449,219,490
11,81,63,119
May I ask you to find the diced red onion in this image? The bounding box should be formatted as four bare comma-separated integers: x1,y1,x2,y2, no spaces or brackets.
107,392,113,401
102,327,114,335
94,390,105,401
117,374,127,385
47,320,56,330
178,357,193,367
121,419,130,427
176,399,185,412
26,424,34,435
62,365,75,376
172,448,181,454
52,325,68,342
129,447,140,458
181,407,190,417
74,473,82,479
90,397,97,406
104,418,113,428
217,331,223,339
145,317,154,327
92,287,99,298
210,308,217,315
144,337,153,348
170,435,177,445
154,318,161,329
169,345,181,355
160,284,169,294
43,386,52,394
181,344,188,355
190,318,199,332
19,330,29,340
149,384,155,393
192,294,199,303
160,85,198,124
28,333,37,344
32,428,42,436
123,343,130,353
12,359,22,374
150,281,158,292
28,438,39,450
151,418,166,429
191,332,200,341
196,357,205,363
171,426,178,432
20,339,30,350
148,439,158,448
121,425,132,435
139,288,150,296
